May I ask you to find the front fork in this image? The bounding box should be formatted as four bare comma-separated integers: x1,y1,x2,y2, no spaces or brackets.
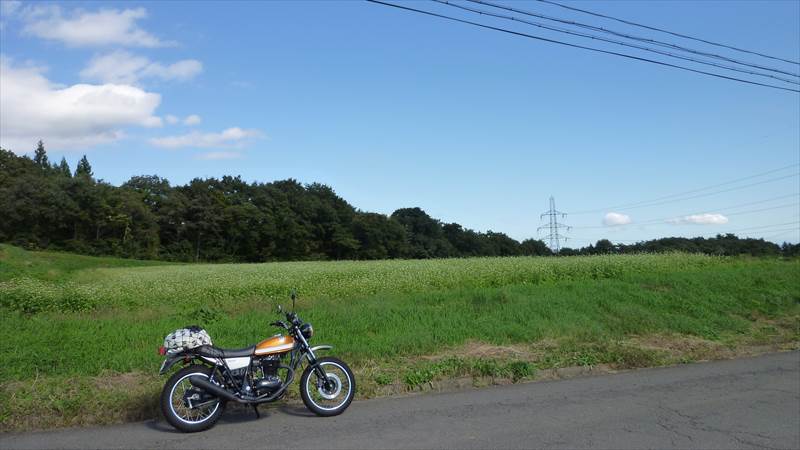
296,332,331,386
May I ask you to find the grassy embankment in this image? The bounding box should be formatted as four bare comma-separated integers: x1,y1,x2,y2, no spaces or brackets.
0,243,798,431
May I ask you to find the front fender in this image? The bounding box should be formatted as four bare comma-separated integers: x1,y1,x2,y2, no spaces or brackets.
310,345,333,353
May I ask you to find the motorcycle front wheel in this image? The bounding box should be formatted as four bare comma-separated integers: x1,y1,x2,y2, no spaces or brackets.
300,356,356,416
160,365,225,432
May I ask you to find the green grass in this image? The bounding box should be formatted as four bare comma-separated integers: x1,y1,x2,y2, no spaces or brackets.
403,358,536,387
0,244,171,282
0,244,798,430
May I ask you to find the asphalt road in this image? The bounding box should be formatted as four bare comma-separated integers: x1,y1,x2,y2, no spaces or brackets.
2,352,798,449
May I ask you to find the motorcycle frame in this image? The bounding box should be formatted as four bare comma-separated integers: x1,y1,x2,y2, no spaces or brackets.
160,329,333,405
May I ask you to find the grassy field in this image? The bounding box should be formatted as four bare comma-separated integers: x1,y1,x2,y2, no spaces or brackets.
1,244,798,431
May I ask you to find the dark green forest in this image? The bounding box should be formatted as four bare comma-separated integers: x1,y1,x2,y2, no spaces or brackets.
1,144,796,262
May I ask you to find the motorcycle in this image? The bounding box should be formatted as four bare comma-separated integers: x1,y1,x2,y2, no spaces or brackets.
157,291,355,432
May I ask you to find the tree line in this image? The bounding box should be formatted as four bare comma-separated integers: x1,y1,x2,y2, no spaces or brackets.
560,236,798,258
1,144,796,262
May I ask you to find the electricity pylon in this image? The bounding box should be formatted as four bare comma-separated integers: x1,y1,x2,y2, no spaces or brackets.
538,196,570,253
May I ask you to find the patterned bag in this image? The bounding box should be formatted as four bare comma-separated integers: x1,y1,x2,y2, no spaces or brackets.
163,325,213,354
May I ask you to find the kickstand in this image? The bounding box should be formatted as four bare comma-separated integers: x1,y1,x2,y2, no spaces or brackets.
252,405,261,419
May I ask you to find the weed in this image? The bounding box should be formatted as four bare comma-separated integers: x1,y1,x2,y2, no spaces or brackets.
404,367,437,388
374,373,393,385
507,361,535,380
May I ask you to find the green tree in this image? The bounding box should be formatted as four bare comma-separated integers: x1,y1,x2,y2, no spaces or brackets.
520,239,551,256
442,223,488,256
123,175,171,209
352,213,409,259
781,242,799,257
56,157,71,177
483,231,521,256
594,239,615,254
74,155,93,179
391,207,455,258
33,140,49,169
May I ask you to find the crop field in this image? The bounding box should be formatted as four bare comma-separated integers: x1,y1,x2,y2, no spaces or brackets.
0,244,798,431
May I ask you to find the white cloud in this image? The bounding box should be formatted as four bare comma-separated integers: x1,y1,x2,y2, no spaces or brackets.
0,57,161,152
165,115,179,125
196,151,242,160
80,51,202,84
603,212,632,226
141,59,202,81
149,127,262,149
21,6,169,48
183,114,201,126
668,213,729,225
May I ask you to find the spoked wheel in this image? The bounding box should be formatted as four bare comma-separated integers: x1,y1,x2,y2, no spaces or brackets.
300,356,356,416
160,365,224,432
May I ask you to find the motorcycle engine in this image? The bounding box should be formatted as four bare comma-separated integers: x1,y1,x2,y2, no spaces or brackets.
253,355,282,394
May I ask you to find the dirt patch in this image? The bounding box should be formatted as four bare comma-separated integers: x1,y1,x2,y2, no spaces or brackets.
420,339,559,362
627,332,798,363
627,334,732,360
93,371,154,391
1,372,161,432
370,362,619,399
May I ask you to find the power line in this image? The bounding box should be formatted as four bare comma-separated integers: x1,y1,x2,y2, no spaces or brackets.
699,222,797,236
696,193,800,213
535,0,800,66
763,229,800,240
449,0,798,84
366,0,800,93
683,202,798,218
573,173,799,215
713,221,800,232
567,163,800,215
572,194,800,229
569,163,800,214
468,0,799,78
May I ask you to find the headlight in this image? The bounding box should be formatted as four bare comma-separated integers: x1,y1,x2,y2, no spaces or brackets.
301,323,314,339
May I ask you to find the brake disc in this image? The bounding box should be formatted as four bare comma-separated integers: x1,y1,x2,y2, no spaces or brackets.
318,373,342,400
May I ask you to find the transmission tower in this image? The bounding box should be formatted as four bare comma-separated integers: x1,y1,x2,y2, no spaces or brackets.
538,196,571,253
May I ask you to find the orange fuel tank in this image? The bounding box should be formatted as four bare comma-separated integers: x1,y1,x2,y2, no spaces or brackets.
255,335,295,356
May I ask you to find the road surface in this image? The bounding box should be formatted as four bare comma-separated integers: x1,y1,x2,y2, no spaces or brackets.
2,351,798,449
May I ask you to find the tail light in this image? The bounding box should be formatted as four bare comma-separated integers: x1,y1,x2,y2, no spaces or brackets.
158,346,166,356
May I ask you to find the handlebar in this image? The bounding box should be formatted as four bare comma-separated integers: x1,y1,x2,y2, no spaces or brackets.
273,298,302,330
270,320,289,330
270,312,301,330
288,312,302,327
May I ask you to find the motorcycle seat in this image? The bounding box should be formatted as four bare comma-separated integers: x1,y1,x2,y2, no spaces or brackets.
195,345,256,358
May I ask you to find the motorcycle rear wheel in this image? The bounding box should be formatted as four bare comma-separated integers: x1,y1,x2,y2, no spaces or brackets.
160,365,225,432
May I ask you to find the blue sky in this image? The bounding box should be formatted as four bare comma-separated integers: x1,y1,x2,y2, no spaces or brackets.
1,0,798,245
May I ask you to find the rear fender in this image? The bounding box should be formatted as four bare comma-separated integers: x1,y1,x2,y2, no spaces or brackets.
159,355,184,375
159,354,219,375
